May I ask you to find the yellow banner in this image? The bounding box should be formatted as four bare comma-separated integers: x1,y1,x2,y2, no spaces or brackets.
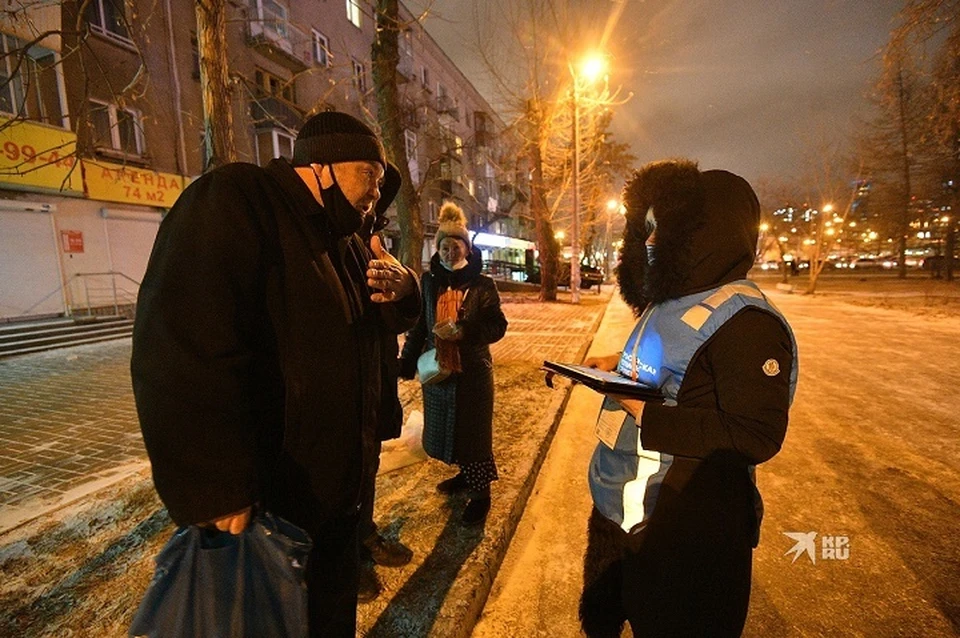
0,118,81,193
82,161,190,207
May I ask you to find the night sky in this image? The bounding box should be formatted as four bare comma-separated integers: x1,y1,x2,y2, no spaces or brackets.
413,0,905,187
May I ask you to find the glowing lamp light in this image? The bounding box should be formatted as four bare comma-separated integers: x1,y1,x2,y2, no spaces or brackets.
579,53,607,82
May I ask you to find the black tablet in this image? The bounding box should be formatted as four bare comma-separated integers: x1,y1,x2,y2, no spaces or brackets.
542,361,663,400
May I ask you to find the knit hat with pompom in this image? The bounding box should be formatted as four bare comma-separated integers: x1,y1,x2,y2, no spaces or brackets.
435,201,471,248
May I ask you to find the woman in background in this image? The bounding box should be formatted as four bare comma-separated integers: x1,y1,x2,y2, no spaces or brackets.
400,202,507,526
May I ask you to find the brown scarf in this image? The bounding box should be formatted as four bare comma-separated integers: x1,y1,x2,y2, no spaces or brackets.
435,287,465,374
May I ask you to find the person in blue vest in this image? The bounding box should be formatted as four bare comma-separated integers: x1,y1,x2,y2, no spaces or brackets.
578,159,798,637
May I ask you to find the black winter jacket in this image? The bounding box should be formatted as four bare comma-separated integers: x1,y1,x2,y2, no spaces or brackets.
399,250,507,464
131,159,419,529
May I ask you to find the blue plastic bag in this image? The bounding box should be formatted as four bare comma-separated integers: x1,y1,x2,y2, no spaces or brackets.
129,511,312,638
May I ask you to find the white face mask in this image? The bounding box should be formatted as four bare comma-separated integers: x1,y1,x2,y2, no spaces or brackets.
447,258,469,271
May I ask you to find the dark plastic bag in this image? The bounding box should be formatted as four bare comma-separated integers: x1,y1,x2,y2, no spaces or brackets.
129,511,312,638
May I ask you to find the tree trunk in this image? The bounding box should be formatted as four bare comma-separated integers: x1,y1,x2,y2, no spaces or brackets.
196,0,236,171
895,66,911,279
372,0,424,272
528,101,559,301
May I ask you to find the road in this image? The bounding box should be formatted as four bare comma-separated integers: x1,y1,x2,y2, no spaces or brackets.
474,282,960,637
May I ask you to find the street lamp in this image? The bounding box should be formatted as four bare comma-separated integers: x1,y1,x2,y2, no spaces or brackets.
569,52,606,303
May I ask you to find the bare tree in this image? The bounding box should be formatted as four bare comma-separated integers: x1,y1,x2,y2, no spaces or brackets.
892,0,960,280
859,42,932,278
371,0,425,271
196,0,236,170
469,0,634,301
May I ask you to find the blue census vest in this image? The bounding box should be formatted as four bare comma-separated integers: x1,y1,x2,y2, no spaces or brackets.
588,279,799,532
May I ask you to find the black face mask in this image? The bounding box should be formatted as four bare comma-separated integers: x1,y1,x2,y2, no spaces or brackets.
314,166,364,237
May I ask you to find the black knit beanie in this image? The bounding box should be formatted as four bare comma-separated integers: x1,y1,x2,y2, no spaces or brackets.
292,111,386,168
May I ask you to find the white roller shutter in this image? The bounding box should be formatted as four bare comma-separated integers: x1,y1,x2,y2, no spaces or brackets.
101,208,162,287
0,201,64,319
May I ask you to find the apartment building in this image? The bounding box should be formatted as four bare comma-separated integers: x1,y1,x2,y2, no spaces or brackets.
0,0,528,321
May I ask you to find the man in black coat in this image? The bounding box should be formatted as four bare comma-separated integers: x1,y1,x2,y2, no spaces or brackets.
131,111,420,637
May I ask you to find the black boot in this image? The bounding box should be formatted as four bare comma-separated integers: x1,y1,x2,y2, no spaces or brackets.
462,489,491,526
437,473,469,494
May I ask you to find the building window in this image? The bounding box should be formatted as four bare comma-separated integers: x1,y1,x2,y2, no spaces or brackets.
346,0,362,28
312,29,330,67
255,128,295,166
254,68,295,103
428,200,437,222
454,135,463,156
466,177,475,197
0,34,65,127
88,99,144,156
404,129,419,186
420,66,429,89
352,58,367,95
85,0,133,44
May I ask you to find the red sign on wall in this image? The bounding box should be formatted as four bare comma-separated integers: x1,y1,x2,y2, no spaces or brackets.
61,230,84,253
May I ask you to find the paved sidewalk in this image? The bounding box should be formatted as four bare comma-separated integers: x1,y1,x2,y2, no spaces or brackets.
0,341,144,531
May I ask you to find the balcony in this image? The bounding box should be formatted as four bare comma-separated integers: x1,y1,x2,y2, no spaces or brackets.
249,95,304,131
247,15,310,72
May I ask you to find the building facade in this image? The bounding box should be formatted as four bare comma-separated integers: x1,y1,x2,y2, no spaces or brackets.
0,0,531,321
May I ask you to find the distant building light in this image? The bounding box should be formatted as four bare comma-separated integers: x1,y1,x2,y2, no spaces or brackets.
473,232,536,250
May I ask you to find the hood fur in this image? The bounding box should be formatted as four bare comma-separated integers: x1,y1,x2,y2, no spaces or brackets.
616,160,760,315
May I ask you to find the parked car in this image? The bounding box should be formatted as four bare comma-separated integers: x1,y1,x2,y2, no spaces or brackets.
849,257,881,270
526,262,605,289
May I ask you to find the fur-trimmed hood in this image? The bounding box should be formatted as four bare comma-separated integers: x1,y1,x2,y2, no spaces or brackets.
616,160,760,314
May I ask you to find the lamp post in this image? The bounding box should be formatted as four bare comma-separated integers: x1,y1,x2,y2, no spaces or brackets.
569,53,606,304
571,78,582,303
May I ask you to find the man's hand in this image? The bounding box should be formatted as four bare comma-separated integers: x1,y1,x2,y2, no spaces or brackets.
367,235,415,303
584,353,620,372
206,506,252,535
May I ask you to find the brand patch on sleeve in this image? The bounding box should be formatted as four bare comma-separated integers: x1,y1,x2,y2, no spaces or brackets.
762,358,781,377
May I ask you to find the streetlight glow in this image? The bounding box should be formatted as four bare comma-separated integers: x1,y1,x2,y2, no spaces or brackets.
580,53,607,82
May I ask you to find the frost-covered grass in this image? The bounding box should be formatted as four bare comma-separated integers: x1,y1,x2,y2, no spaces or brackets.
0,473,169,637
